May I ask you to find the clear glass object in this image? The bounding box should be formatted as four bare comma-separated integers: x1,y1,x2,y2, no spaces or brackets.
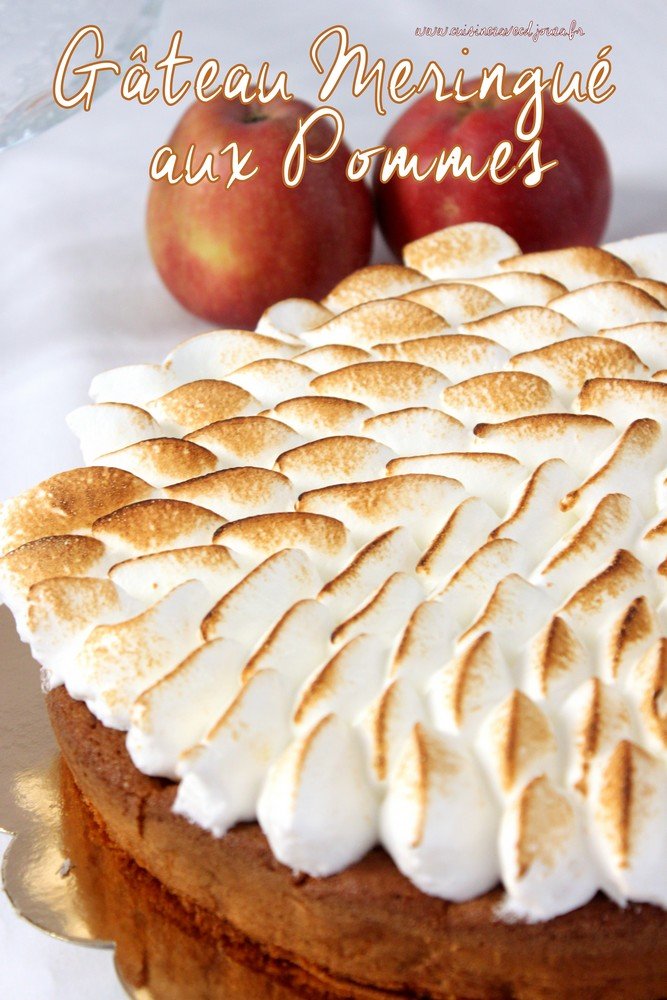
0,0,163,152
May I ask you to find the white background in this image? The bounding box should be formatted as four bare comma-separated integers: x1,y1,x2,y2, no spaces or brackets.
1,0,666,995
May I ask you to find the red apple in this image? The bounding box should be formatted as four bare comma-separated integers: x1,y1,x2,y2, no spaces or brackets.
147,94,374,328
374,84,611,257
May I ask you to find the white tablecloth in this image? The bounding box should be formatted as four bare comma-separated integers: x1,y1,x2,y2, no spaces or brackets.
1,0,666,994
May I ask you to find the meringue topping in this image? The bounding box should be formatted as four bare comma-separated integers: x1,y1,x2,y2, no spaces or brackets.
5,221,667,923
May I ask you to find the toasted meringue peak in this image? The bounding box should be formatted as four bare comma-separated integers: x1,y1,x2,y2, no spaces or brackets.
256,298,332,337
375,333,509,382
561,550,647,643
427,631,512,737
258,714,378,878
594,740,667,908
214,511,350,577
361,676,426,783
461,271,567,307
474,413,616,478
293,633,386,731
148,379,258,434
462,306,578,353
67,402,160,463
390,600,458,687
331,571,424,647
461,574,554,655
577,377,667,425
322,263,428,312
302,298,448,350
0,466,151,555
127,637,246,778
94,437,217,488
628,639,667,753
292,343,371,374
561,418,664,515
499,246,635,289
92,498,223,555
550,282,666,332
387,451,523,515
275,435,394,491
562,678,634,795
381,724,499,900
242,599,333,690
403,222,520,279
401,282,502,325
417,496,498,590
89,364,179,406
166,466,294,520
626,278,667,309
318,526,420,622
185,415,303,468
442,371,557,424
225,358,314,407
202,548,320,646
311,360,447,410
175,669,290,837
109,545,241,603
27,576,125,679
477,690,558,796
510,337,648,399
492,460,577,557
435,538,527,625
0,534,107,603
165,329,294,381
538,494,639,599
271,395,372,436
499,776,597,921
603,232,667,280
602,596,658,685
596,322,667,372
524,616,590,704
363,407,467,456
298,474,464,547
71,580,214,728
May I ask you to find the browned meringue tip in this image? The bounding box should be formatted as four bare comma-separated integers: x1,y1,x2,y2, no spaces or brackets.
626,278,667,308
374,334,508,381
461,270,567,305
272,395,373,435
213,510,348,554
400,281,502,325
293,344,372,373
92,498,224,551
510,336,649,390
165,466,293,516
185,414,302,463
275,435,393,486
499,246,636,287
576,377,667,421
403,222,520,279
0,466,152,555
310,360,448,408
150,379,258,433
322,263,428,312
164,328,294,374
442,371,556,420
95,437,218,487
306,298,448,349
0,534,107,594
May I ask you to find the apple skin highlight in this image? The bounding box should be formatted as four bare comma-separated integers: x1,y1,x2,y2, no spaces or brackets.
147,95,374,328
374,86,612,257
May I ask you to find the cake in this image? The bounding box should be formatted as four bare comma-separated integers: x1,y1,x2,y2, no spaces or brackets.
3,221,667,998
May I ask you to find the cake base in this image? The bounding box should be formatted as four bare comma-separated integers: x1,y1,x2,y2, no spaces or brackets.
48,687,667,1000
